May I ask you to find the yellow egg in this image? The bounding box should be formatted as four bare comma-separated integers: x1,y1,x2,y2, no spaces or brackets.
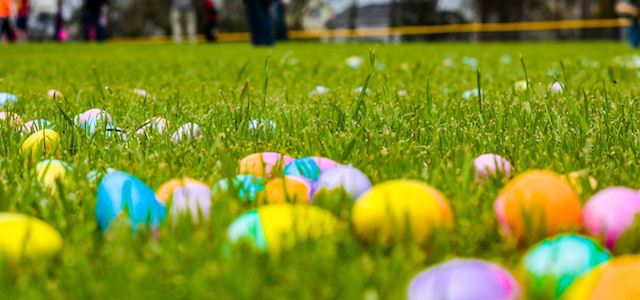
0,213,63,261
21,129,62,163
352,180,453,246
35,160,71,195
258,204,338,254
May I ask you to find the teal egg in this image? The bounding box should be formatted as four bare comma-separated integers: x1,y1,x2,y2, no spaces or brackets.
522,234,610,298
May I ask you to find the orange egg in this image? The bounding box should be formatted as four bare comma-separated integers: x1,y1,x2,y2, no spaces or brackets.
257,176,312,204
563,256,640,300
494,170,582,242
238,152,294,178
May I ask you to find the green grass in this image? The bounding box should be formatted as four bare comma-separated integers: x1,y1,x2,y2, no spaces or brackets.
0,41,639,299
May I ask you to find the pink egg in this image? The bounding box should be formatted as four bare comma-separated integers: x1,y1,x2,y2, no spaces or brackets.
584,187,640,249
474,154,512,179
75,108,112,125
310,156,339,172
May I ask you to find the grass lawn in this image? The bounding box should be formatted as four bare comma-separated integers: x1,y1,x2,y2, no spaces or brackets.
0,41,639,299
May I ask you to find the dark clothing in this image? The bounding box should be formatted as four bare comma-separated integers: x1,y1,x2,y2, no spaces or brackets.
84,0,108,41
0,18,16,42
273,1,287,41
85,0,108,14
244,0,274,46
204,0,218,42
17,0,29,30
84,10,107,41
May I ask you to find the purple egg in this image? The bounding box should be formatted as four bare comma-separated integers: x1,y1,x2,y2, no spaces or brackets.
315,165,371,200
583,187,640,249
409,259,520,300
473,154,512,179
311,157,340,172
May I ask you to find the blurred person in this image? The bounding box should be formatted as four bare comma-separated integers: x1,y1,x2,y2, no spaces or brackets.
203,0,218,42
273,0,287,41
0,0,16,42
84,0,108,41
243,0,274,46
54,0,66,41
16,0,29,41
170,0,196,44
30,0,57,40
616,0,640,48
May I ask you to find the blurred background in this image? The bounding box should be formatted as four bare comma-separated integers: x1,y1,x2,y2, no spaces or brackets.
0,0,627,42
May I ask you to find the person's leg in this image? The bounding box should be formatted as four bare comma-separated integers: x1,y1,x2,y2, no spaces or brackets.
254,1,273,45
186,9,196,44
170,8,182,43
244,0,261,45
2,18,16,42
274,2,287,41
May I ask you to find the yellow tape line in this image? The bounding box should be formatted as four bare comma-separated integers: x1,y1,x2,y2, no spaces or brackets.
110,18,631,44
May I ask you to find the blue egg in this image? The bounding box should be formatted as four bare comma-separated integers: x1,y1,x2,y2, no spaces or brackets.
213,174,265,203
284,157,321,181
96,170,166,231
0,92,18,106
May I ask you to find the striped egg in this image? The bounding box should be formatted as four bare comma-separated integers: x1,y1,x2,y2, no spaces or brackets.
156,178,212,224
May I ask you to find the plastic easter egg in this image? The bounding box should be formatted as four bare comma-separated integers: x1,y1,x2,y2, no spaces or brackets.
258,176,313,204
248,119,276,132
495,170,582,242
0,111,23,128
308,85,329,97
549,82,564,93
239,152,295,178
408,259,520,300
522,234,610,298
474,153,512,179
171,122,202,142
0,92,18,106
36,159,72,195
156,178,211,224
212,174,265,203
21,119,54,134
227,204,338,254
311,157,339,172
315,165,372,200
105,125,128,141
73,108,114,137
583,187,640,249
135,117,168,135
21,129,62,163
47,89,63,99
563,256,640,299
285,157,322,181
352,180,453,246
345,56,364,69
515,80,528,92
133,88,150,98
96,170,166,231
0,213,63,262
